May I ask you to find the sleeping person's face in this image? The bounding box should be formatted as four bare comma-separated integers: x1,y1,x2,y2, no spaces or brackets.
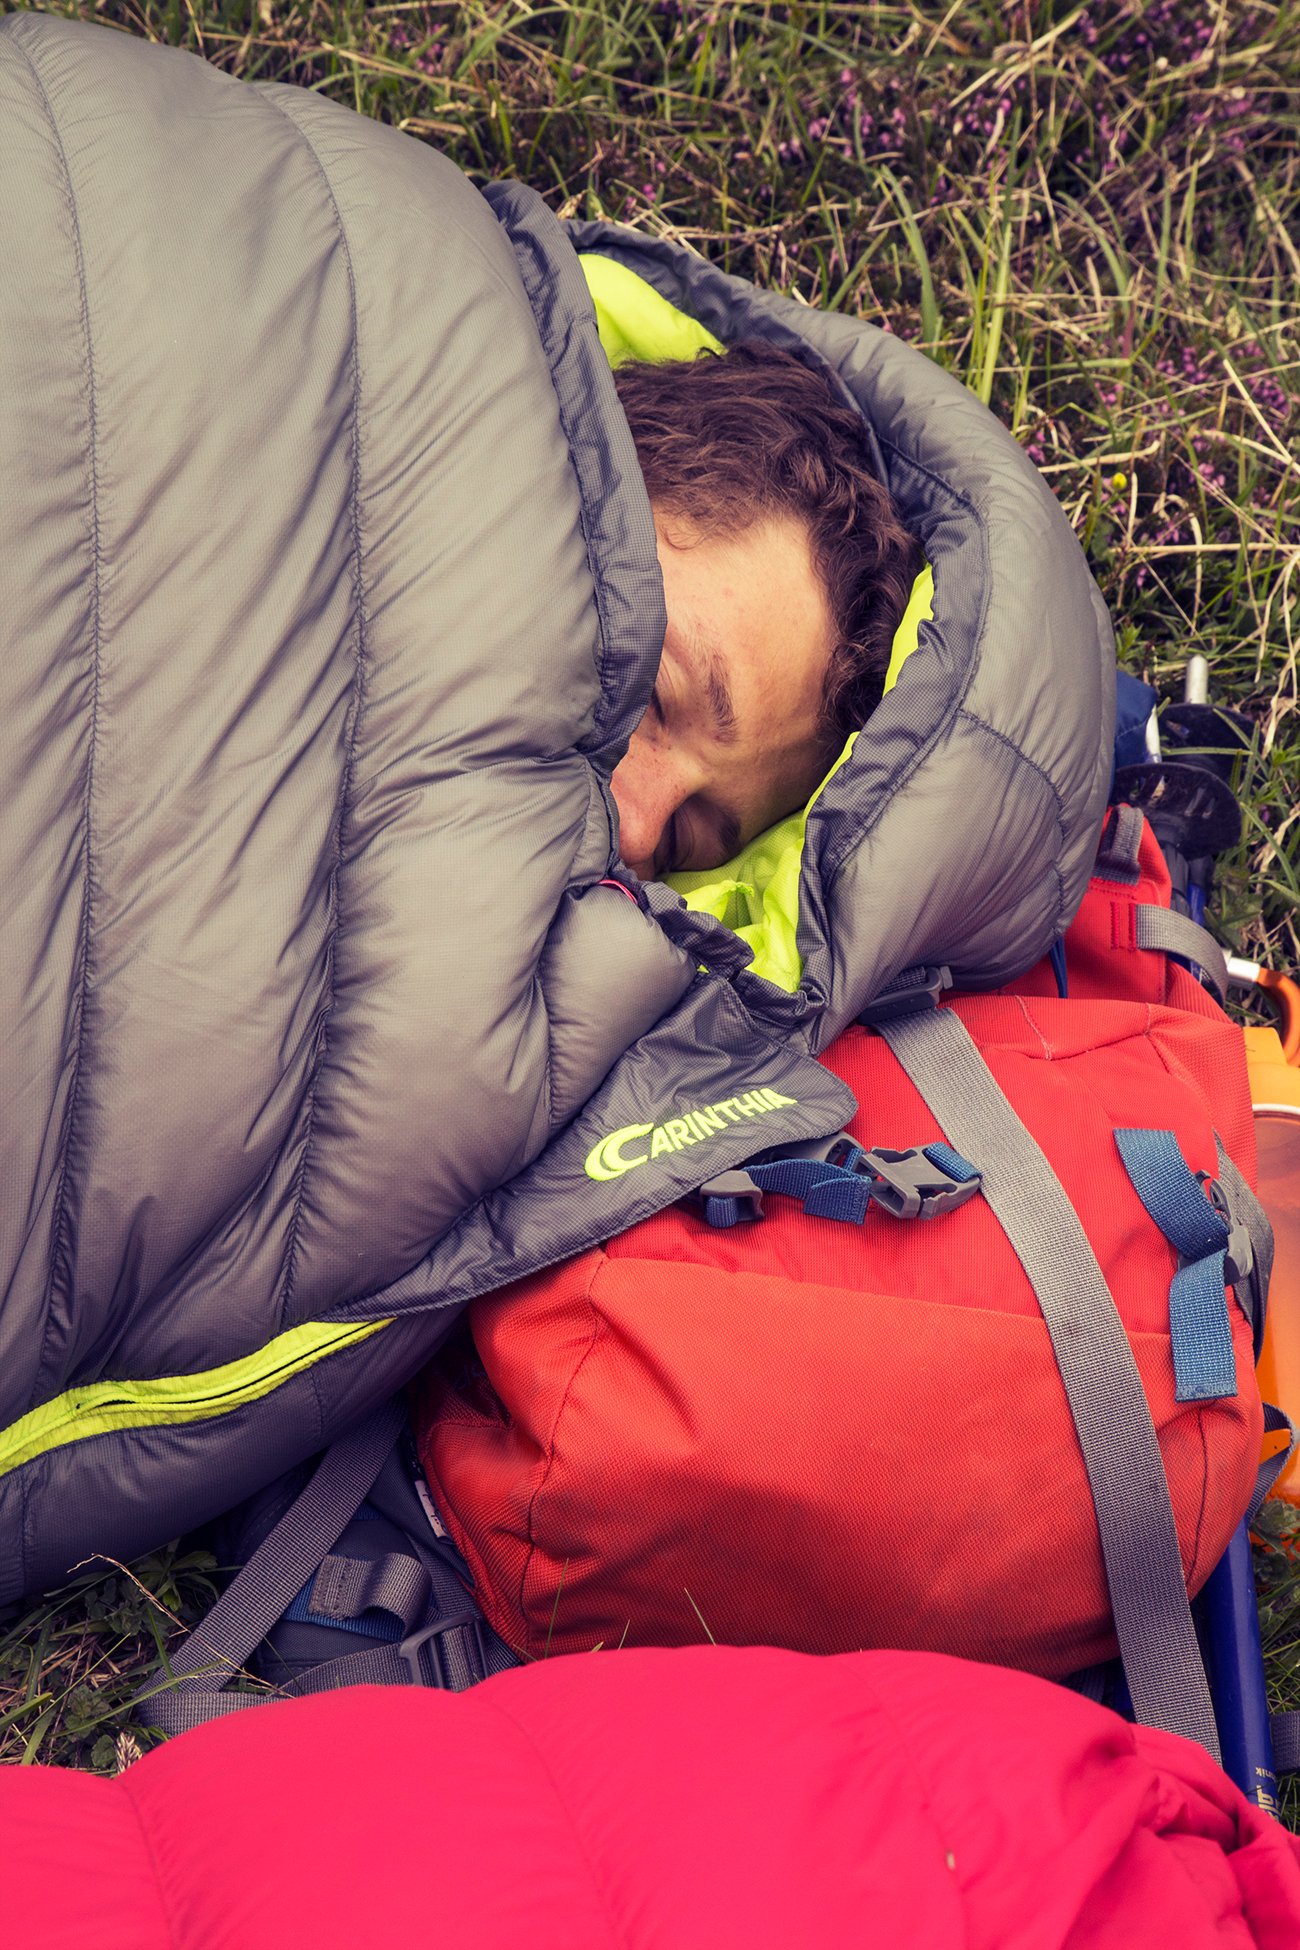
611,511,837,881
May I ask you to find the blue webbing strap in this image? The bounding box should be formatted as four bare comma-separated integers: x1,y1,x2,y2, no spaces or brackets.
878,1005,1222,1764
746,1147,874,1225
1113,1128,1241,1403
702,1142,981,1229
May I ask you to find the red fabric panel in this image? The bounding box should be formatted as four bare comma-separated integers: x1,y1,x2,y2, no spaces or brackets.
418,992,1261,1669
0,1648,1297,1948
1006,812,1174,1005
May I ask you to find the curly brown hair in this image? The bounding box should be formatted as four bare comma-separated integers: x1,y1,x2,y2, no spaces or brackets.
614,340,922,736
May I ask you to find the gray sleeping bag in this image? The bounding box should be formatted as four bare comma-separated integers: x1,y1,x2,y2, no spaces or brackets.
0,13,1113,1601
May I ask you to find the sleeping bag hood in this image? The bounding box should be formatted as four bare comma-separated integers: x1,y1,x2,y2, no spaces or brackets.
0,12,1114,1599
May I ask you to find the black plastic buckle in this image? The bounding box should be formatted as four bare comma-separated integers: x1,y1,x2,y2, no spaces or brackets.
858,965,953,1026
694,1169,765,1223
861,1146,982,1221
1195,1173,1255,1286
398,1613,488,1692
1222,1221,1255,1288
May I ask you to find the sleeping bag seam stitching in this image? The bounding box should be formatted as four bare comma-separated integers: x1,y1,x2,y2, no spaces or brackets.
955,709,1069,926
470,1693,631,1947
956,709,1068,830
15,32,108,1421
847,1677,971,1924
118,1776,185,1950
817,437,991,895
257,92,371,1330
518,1256,606,1655
485,186,618,751
537,967,554,1139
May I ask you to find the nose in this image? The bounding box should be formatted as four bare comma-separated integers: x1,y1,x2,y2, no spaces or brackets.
610,726,691,880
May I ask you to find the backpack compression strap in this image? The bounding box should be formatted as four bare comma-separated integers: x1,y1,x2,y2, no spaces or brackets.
1132,906,1231,1006
876,1003,1224,1764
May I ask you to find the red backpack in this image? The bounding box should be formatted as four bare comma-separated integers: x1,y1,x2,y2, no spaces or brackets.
415,813,1265,1693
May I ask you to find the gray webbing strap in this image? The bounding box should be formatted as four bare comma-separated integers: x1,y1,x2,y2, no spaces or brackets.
1134,905,1230,1006
1271,1713,1300,1775
280,1612,488,1697
880,1006,1223,1763
308,1550,431,1632
136,1400,405,1734
1096,804,1144,882
1213,1135,1274,1354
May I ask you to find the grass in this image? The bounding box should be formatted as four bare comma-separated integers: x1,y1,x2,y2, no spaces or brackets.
1,0,1298,1811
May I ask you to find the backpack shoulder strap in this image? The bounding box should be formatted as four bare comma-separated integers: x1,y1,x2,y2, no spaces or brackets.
137,1401,412,1734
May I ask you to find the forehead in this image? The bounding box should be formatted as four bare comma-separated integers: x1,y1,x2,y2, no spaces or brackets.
659,512,835,748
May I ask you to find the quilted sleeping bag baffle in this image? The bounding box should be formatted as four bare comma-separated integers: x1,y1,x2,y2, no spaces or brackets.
0,11,1114,1596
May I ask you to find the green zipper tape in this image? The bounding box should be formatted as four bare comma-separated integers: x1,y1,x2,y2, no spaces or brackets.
0,1318,390,1478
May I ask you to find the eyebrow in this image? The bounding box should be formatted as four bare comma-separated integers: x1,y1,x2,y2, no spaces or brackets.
685,619,738,744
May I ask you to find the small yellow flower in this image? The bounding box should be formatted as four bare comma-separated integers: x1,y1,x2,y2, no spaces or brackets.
1110,470,1128,492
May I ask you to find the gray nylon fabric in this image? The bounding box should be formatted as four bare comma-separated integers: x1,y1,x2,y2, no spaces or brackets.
1095,804,1144,882
880,1006,1222,1762
1134,905,1230,1004
1,13,1114,1595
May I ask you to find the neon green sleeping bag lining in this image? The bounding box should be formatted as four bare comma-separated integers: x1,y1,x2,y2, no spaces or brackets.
580,253,933,994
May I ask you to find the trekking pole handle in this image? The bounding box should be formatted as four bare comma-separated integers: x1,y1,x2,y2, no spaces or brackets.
1227,960,1300,1065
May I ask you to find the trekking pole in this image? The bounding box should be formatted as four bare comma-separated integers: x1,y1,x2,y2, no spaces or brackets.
1167,654,1282,1811
1199,1524,1281,1813
1227,958,1300,1065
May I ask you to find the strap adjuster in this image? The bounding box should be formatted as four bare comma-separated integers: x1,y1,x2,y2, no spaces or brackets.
1197,1172,1255,1286
694,1169,765,1228
860,1144,983,1220
858,965,953,1025
397,1613,488,1692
